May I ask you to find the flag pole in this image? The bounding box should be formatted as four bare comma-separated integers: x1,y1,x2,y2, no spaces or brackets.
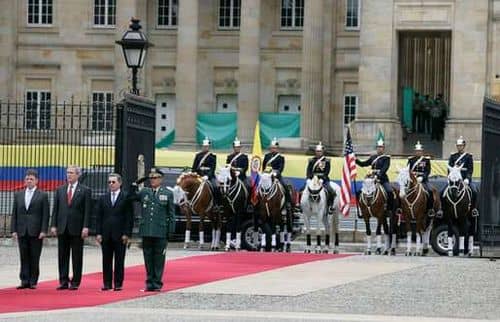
352,176,361,243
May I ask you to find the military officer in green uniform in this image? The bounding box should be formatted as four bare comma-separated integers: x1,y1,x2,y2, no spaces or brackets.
131,168,175,292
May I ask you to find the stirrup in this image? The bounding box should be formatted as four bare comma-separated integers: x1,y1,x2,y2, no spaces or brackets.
436,209,443,218
427,209,435,218
328,205,334,214
471,208,479,217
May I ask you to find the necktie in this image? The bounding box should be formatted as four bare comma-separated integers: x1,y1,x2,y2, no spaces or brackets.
153,190,157,197
25,189,32,209
67,185,73,205
111,192,116,206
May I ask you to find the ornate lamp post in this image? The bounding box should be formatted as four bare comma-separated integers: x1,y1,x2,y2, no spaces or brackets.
115,18,153,95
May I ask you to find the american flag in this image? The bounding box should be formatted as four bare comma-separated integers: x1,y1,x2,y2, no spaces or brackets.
340,128,357,217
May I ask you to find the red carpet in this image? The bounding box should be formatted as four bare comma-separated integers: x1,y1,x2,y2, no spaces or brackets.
0,252,352,314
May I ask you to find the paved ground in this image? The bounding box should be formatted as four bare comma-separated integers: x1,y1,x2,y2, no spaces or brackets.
0,240,499,322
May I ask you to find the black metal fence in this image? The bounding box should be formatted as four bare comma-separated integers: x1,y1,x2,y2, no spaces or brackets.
0,99,117,237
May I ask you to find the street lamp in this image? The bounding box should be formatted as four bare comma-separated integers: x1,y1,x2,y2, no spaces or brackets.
115,18,153,95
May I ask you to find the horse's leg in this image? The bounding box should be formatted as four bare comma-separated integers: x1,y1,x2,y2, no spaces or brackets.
447,210,455,256
415,220,423,256
405,216,412,256
303,210,312,254
199,214,205,250
315,210,322,254
364,216,372,255
381,216,390,255
215,211,222,251
375,220,383,255
225,212,233,252
331,211,339,254
285,204,293,252
467,215,477,257
390,211,398,255
184,207,192,249
322,212,330,254
422,217,432,256
458,215,467,256
235,210,242,251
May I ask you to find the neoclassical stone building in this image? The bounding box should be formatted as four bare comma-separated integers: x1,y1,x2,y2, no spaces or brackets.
0,0,497,157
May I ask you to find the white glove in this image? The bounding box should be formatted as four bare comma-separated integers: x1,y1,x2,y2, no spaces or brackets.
416,176,423,183
464,178,469,185
202,175,208,180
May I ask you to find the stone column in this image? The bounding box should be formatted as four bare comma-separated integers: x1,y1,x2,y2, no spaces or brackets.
114,0,138,97
238,0,261,143
175,0,199,144
300,0,324,145
351,0,402,154
0,0,17,100
443,0,488,157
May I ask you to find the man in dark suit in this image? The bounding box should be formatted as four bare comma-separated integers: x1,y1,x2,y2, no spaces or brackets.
50,165,91,290
11,169,50,289
95,173,133,291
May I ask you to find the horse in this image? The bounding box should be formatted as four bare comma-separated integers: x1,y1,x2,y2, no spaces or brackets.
442,165,475,256
255,172,291,252
173,172,222,250
300,176,340,253
216,166,249,251
358,174,397,255
397,166,434,256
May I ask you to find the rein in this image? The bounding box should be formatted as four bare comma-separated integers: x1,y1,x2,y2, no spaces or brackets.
360,183,386,218
401,182,424,220
222,178,248,214
259,179,285,217
183,178,214,213
444,183,471,219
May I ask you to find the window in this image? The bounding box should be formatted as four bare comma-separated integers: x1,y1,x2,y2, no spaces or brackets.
27,0,53,26
218,0,241,29
92,92,114,131
280,0,303,30
216,94,237,112
94,0,116,27
345,0,360,29
157,0,178,28
278,95,301,114
343,95,357,125
25,90,51,130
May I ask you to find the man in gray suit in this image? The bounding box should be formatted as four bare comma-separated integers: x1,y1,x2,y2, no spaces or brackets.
50,165,91,290
11,169,50,289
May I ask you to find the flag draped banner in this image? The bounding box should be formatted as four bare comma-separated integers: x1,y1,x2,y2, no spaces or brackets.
250,121,262,205
340,128,357,217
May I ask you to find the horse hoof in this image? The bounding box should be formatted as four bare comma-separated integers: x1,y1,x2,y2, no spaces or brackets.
285,245,291,253
390,249,396,256
405,251,411,256
383,250,389,256
448,251,454,257
333,249,339,254
364,250,371,255
225,247,230,252
415,252,422,257
375,248,382,255
422,248,429,256
322,249,329,254
183,244,189,249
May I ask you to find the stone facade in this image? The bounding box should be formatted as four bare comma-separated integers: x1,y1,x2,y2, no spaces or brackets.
0,0,497,157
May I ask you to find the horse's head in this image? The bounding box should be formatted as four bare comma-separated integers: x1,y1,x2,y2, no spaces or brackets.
447,165,464,198
216,166,232,194
176,172,202,193
172,185,187,205
259,172,273,192
397,166,410,198
306,176,324,203
361,175,376,196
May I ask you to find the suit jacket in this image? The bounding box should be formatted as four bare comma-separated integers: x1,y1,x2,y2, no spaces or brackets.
356,154,391,183
408,156,431,182
11,189,50,237
306,156,331,182
192,151,217,179
262,152,285,178
448,152,474,181
226,152,249,180
95,190,134,241
51,183,91,236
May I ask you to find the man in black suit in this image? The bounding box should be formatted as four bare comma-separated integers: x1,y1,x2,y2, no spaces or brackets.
50,165,91,290
95,173,133,291
11,169,50,289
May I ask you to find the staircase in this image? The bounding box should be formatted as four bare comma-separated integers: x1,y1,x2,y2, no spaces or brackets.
403,132,443,159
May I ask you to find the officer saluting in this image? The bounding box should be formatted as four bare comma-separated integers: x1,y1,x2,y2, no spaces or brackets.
407,141,435,216
306,142,335,214
226,137,249,182
192,137,221,208
355,139,396,216
262,138,292,211
131,168,175,292
445,136,478,217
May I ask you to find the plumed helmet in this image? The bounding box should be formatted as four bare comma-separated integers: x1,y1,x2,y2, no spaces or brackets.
202,137,211,146
315,141,324,151
376,139,385,147
270,137,279,147
233,137,241,147
456,136,466,145
414,141,423,151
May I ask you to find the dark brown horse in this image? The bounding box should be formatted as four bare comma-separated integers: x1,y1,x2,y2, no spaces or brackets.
255,172,288,252
442,165,475,256
358,174,397,255
398,167,439,256
173,172,222,250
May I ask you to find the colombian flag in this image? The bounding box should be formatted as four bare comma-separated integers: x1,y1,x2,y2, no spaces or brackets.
250,122,262,205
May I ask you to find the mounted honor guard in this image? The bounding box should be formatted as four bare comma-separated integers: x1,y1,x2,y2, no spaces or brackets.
440,136,478,217
407,141,435,216
355,139,396,215
226,137,249,183
192,137,221,209
306,142,335,214
262,138,292,211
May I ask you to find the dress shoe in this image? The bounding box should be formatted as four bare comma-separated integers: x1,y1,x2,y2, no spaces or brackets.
56,284,69,290
29,284,37,289
69,285,79,290
16,284,29,290
101,286,111,291
113,286,122,291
